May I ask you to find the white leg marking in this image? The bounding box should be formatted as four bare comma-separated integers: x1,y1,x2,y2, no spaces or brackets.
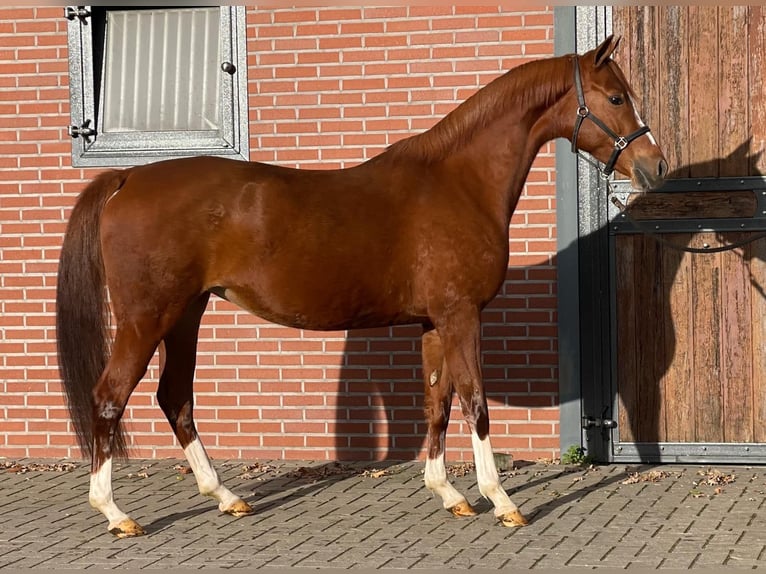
184,437,242,512
471,431,518,517
89,457,131,530
424,452,467,509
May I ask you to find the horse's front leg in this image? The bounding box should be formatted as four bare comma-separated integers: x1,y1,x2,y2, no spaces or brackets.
421,328,476,518
436,308,528,527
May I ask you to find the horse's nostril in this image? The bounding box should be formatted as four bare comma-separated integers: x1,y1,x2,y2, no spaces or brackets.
658,158,668,179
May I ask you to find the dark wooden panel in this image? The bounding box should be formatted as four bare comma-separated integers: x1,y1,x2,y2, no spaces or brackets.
615,235,637,443
661,237,693,442
690,233,724,442
720,235,753,441
624,191,757,220
750,237,766,442
633,235,664,442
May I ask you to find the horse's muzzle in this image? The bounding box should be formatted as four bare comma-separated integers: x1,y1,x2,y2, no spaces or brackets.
632,156,668,191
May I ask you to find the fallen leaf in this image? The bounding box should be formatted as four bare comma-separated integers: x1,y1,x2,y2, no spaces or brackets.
697,468,736,486
446,462,475,477
361,469,388,479
1,461,77,473
621,470,672,484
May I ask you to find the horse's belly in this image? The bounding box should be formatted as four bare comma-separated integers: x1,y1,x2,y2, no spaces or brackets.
216,281,420,332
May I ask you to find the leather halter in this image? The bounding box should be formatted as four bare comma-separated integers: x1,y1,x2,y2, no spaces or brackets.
570,55,651,178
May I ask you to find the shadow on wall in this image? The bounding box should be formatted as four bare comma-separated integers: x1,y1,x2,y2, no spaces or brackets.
580,139,766,462
331,263,558,463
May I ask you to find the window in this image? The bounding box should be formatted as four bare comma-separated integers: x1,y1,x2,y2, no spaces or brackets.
66,6,249,167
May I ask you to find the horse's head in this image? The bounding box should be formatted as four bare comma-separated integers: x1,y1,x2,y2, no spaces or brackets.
568,35,668,191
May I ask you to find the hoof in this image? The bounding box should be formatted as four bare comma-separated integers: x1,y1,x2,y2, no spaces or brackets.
222,499,254,517
498,509,528,527
109,518,146,538
447,500,477,518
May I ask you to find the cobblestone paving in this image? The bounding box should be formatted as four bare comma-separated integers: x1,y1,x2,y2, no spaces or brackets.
1,458,765,570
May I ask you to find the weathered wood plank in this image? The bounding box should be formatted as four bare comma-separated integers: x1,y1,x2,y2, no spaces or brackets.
718,7,749,177
688,7,720,178
720,234,753,441
630,7,659,144
658,7,689,178
633,235,664,442
615,235,637,444
691,233,724,442
749,237,766,442
749,6,766,175
612,7,633,83
661,236,693,441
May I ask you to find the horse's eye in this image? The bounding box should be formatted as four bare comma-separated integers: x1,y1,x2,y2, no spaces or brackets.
609,95,624,106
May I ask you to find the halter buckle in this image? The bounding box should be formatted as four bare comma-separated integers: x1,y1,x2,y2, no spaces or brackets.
614,136,628,150
577,105,589,118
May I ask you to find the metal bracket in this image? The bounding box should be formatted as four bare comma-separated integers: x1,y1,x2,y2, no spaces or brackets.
65,6,91,21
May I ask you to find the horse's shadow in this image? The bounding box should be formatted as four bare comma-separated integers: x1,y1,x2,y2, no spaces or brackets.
143,460,403,534
142,460,662,534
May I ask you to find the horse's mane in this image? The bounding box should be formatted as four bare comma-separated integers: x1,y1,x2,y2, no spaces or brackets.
386,55,573,163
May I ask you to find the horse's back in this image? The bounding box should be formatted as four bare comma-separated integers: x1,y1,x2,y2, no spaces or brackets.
98,155,432,329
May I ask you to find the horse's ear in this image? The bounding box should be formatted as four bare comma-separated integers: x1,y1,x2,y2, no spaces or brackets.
594,34,621,67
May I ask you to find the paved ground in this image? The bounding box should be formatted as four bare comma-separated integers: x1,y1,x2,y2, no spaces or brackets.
0,457,765,570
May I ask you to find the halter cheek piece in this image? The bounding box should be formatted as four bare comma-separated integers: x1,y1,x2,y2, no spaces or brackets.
570,55,651,178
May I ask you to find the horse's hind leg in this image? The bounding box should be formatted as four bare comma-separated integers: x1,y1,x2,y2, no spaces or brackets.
157,294,252,518
436,308,527,527
89,322,162,537
421,328,476,517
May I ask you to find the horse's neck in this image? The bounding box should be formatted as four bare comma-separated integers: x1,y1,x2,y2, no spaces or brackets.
450,57,573,223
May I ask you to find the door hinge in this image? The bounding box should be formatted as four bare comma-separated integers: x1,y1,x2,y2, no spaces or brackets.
65,6,91,21
582,415,617,429
68,121,95,140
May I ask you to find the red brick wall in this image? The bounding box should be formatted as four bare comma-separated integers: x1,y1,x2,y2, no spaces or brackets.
0,6,558,463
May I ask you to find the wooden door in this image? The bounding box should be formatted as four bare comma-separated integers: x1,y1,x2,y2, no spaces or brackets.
608,7,766,460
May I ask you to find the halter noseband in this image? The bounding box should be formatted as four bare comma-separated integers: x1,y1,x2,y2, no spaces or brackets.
570,55,651,179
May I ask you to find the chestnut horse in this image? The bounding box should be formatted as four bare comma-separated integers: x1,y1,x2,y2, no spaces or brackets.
56,36,667,537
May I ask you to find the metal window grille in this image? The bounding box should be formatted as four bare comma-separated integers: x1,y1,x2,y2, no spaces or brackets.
102,8,221,133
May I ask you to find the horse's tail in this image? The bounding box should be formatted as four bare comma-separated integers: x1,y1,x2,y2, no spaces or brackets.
56,169,129,461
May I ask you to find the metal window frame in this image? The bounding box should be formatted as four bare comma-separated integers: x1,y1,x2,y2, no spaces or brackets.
66,5,249,167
